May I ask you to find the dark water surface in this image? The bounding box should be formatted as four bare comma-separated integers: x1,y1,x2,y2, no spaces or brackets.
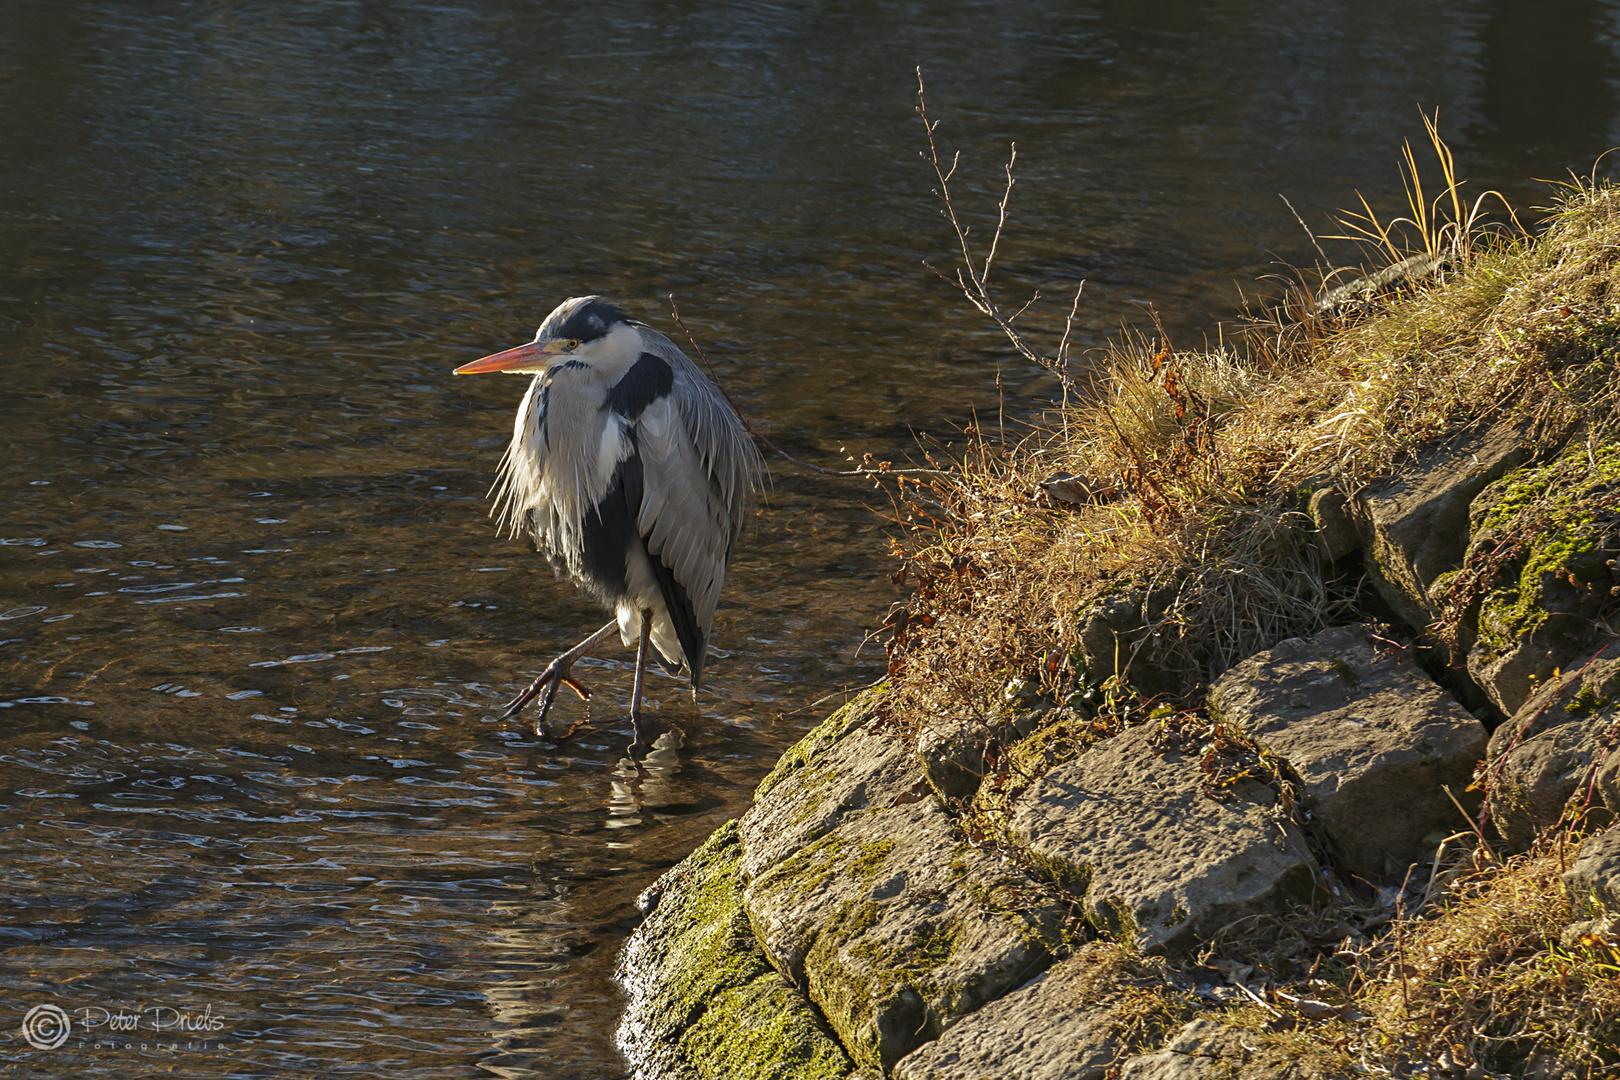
4,2,1619,1076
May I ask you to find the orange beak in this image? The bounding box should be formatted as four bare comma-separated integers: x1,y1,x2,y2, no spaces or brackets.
452,341,563,375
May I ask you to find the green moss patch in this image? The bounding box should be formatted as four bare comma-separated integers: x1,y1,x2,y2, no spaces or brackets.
849,840,896,881
750,831,851,902
756,684,887,803
681,973,856,1080
1440,438,1620,656
616,821,853,1080
802,898,962,1075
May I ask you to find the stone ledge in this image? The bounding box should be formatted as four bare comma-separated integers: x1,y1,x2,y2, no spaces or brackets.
1209,623,1487,876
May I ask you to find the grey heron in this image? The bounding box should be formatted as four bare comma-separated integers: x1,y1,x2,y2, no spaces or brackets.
453,296,762,746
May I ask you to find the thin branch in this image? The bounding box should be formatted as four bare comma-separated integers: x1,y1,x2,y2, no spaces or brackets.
915,68,1082,399
1056,283,1086,370
1009,291,1042,323
983,144,1018,282
1056,282,1086,415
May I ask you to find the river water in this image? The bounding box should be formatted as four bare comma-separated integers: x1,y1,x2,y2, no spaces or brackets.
3,2,1618,1076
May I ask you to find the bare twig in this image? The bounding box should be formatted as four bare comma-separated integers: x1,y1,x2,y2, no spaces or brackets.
983,146,1018,283
916,69,1082,399
1393,861,1416,1020
1056,283,1086,417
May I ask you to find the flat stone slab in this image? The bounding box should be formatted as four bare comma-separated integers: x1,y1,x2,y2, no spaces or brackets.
615,820,853,1080
1007,722,1319,954
1486,654,1620,851
890,947,1126,1080
1117,1019,1285,1080
1208,624,1488,876
739,690,920,883
738,690,1064,1075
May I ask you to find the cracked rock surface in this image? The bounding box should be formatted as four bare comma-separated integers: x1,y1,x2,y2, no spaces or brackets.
615,820,853,1080
739,690,1065,1075
890,945,1127,1080
1361,416,1533,638
1209,623,1487,876
1117,1018,1282,1080
1486,653,1620,851
1007,722,1319,955
620,623,1508,1077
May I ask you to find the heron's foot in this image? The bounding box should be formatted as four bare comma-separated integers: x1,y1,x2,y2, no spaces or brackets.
500,658,593,737
497,619,620,736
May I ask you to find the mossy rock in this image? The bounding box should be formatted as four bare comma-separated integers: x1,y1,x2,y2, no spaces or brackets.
616,820,854,1080
1484,655,1620,850
771,797,1064,1075
741,716,1066,1076
756,683,888,803
1361,414,1536,640
970,709,1112,823
1460,439,1620,714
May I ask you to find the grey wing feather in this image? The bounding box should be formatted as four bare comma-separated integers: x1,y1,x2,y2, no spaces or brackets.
632,332,762,646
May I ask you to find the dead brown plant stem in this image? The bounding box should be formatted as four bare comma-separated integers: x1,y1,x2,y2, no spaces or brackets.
1394,861,1416,1021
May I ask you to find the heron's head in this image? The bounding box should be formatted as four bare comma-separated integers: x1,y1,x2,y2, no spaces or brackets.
453,296,638,376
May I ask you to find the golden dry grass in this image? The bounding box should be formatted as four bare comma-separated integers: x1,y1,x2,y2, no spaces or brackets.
1210,836,1620,1076
1354,837,1620,1075
881,179,1620,729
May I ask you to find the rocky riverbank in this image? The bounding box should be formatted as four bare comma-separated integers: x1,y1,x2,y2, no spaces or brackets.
617,183,1620,1078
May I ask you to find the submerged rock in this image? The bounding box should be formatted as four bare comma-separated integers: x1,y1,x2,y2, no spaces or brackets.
1209,624,1487,877
616,820,854,1080
1007,722,1319,954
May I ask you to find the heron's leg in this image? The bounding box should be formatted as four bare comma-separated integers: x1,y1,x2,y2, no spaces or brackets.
500,618,620,731
628,608,654,748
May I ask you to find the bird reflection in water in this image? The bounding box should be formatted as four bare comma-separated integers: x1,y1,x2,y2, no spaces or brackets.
608,729,685,828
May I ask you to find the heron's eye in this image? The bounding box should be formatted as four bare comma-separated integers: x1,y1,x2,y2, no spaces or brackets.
565,339,580,351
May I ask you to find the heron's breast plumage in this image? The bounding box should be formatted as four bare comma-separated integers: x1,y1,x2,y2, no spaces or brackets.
496,364,631,571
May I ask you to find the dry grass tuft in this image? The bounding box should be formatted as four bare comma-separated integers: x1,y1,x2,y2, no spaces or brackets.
882,173,1620,730
1350,836,1620,1075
